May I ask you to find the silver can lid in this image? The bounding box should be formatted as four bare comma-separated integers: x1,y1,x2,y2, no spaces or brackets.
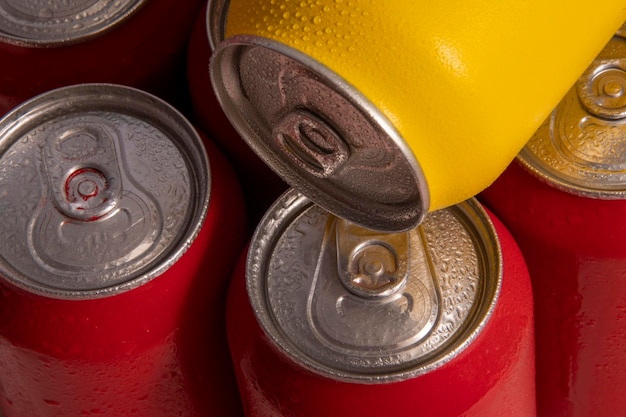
0,0,146,47
246,189,501,383
518,25,626,198
210,36,428,232
0,83,210,299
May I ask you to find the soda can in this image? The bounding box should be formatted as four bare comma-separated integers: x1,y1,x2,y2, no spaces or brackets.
226,189,535,417
0,0,203,116
479,25,626,417
0,84,246,416
187,1,288,228
207,0,626,232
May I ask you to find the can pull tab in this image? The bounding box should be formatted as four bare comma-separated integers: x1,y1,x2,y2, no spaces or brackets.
30,118,162,277
335,218,409,298
43,122,122,221
306,215,439,352
273,110,350,178
577,59,626,120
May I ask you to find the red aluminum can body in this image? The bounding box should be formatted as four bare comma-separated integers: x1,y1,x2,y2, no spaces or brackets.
479,27,626,417
480,161,626,417
186,1,287,228
0,0,202,116
226,191,535,417
0,85,246,417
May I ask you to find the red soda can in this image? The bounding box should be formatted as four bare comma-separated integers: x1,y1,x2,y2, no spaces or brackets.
0,84,245,416
0,0,202,116
187,1,287,228
227,189,536,417
479,24,626,417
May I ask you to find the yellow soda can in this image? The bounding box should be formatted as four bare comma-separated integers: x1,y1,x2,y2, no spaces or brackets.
208,0,626,231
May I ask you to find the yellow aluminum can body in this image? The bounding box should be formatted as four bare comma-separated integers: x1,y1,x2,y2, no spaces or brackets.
210,0,626,231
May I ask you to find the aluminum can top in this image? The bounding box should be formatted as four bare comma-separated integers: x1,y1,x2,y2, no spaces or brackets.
210,35,426,232
519,23,626,198
0,0,146,47
0,84,210,299
246,189,501,383
208,1,427,232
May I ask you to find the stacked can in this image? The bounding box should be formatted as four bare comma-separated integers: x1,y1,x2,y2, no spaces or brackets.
208,0,626,231
0,84,246,416
0,0,202,116
227,190,535,416
187,2,288,229
480,25,626,417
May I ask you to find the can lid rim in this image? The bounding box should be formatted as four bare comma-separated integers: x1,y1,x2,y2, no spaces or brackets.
0,0,147,48
206,0,228,52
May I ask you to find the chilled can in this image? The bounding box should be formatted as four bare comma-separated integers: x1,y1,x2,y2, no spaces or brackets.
0,0,202,116
226,189,535,417
0,84,246,416
207,0,626,232
187,1,288,228
479,25,626,417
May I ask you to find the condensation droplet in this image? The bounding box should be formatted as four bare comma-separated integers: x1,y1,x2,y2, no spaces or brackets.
39,8,54,18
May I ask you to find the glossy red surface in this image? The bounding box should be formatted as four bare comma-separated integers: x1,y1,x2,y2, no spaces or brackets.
186,3,287,229
226,208,536,417
479,161,626,417
0,137,246,417
0,0,203,116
